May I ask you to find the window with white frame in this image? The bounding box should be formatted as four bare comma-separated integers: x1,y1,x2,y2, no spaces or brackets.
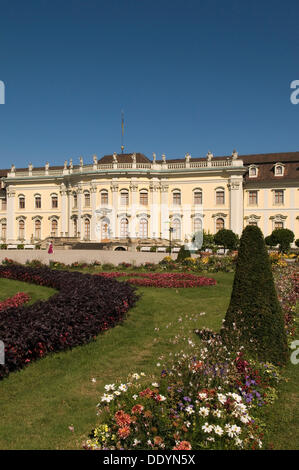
84,192,90,207
101,190,108,206
120,190,129,206
216,188,225,205
19,195,25,209
84,218,90,240
173,190,181,205
194,190,202,205
35,195,41,209
18,219,25,239
249,165,258,177
139,218,148,238
1,220,6,240
274,190,284,205
274,220,284,229
51,194,58,209
193,217,202,233
248,190,258,205
274,163,284,176
73,193,77,208
51,219,58,237
172,218,181,240
35,219,41,239
139,190,148,206
120,217,129,237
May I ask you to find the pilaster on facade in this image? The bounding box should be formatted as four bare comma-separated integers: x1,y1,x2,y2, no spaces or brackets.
228,176,244,235
6,186,16,243
110,182,119,238
90,183,97,241
160,182,169,239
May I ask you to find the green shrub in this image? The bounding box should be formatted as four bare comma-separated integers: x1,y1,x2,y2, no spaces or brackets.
0,244,7,249
17,244,24,250
176,245,191,262
221,225,288,366
214,229,238,251
150,246,157,252
267,228,294,253
295,239,299,248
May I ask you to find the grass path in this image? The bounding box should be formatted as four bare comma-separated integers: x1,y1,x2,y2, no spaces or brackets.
0,272,298,450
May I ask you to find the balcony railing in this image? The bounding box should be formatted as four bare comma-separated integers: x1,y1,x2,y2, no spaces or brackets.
5,158,243,179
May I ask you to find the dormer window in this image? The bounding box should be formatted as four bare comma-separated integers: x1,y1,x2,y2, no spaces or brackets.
274,163,285,176
248,165,258,178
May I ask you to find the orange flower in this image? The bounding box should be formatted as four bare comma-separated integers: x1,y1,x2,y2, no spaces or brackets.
131,404,144,415
154,436,164,446
118,426,130,439
173,441,192,450
114,410,131,427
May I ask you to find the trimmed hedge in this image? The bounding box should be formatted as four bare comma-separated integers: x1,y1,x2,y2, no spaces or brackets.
0,265,138,380
221,225,288,366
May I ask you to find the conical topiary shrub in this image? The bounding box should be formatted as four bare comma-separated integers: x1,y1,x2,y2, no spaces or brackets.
221,225,288,365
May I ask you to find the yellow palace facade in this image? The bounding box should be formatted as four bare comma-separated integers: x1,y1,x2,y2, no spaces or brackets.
0,150,298,247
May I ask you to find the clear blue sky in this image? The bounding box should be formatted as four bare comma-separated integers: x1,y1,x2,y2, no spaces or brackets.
0,0,298,168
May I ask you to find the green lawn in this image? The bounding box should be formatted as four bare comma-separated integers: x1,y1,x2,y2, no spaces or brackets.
0,273,297,450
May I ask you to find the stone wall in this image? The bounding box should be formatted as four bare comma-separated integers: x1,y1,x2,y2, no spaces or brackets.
0,250,178,266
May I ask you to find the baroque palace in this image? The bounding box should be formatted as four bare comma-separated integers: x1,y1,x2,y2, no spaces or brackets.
0,150,298,249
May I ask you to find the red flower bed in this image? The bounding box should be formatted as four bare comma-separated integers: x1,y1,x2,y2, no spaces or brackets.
96,272,216,288
0,292,30,312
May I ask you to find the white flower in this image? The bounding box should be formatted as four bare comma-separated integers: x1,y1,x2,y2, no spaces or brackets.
235,438,243,448
132,373,140,380
132,394,138,400
159,394,166,402
156,363,161,367
104,383,115,391
213,425,224,436
118,384,128,392
91,378,97,383
114,391,121,396
202,422,213,433
101,394,114,403
212,409,222,418
217,393,227,405
133,439,141,446
198,392,207,400
152,382,159,388
185,406,194,415
199,407,210,417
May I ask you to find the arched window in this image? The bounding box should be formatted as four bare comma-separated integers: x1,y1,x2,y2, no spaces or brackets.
35,194,41,209
0,220,6,240
101,190,108,206
173,190,181,205
51,219,58,237
172,218,181,240
194,217,202,233
84,218,90,240
140,190,148,206
120,218,129,237
19,195,25,209
120,190,129,206
249,165,258,177
139,218,148,238
18,219,25,239
84,192,90,208
216,188,225,205
194,190,202,205
51,194,58,209
216,217,224,231
35,219,41,239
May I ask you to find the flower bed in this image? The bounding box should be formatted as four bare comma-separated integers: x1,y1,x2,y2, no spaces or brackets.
0,292,30,312
95,272,217,288
0,264,138,380
84,265,298,450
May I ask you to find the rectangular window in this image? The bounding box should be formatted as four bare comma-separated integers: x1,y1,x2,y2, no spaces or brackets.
274,190,284,205
140,192,148,205
194,192,202,205
84,193,90,207
19,197,25,209
173,192,181,205
121,192,129,206
35,197,41,209
216,191,225,205
248,191,258,205
274,221,283,229
52,196,58,209
101,192,108,205
1,200,7,211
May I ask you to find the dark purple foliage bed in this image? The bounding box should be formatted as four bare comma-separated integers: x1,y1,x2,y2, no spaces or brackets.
0,265,138,380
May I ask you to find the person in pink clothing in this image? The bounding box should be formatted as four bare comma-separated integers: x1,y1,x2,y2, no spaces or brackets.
48,242,53,254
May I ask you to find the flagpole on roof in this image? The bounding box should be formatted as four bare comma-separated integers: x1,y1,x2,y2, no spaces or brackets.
121,110,124,154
